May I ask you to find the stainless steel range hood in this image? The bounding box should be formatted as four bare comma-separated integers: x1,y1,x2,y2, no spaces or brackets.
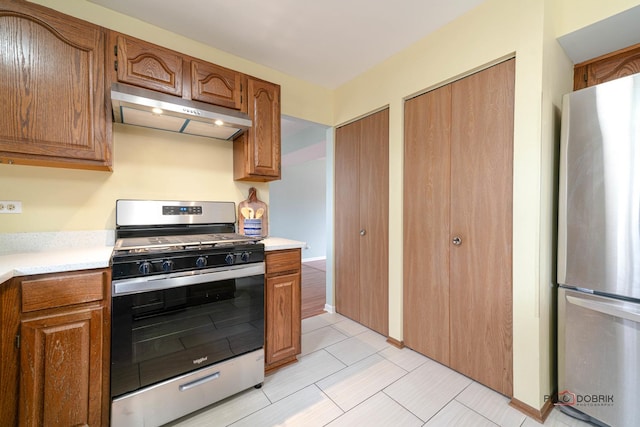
111,83,251,140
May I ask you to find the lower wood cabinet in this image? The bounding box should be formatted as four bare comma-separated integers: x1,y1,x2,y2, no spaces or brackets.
264,249,301,372
0,269,110,427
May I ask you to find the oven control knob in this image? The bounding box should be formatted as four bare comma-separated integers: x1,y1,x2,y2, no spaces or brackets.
196,256,207,268
225,253,235,265
162,260,174,272
139,261,153,275
240,251,250,262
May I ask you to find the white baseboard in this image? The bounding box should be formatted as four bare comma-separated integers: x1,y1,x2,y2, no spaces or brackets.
302,256,327,263
324,304,335,313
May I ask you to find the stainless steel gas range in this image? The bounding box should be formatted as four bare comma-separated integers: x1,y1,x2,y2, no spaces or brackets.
110,200,265,427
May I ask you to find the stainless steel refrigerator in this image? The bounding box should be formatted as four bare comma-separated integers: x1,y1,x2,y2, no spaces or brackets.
558,72,640,427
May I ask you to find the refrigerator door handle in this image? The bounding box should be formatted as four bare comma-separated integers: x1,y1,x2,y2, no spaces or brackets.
566,294,640,323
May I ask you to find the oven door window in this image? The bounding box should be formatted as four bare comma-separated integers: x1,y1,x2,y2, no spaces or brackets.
111,274,264,398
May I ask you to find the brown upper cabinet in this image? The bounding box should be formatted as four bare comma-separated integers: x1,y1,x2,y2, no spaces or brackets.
111,32,244,111
574,42,640,90
191,60,244,110
234,77,282,181
0,1,111,171
111,32,281,181
114,34,184,97
0,2,280,176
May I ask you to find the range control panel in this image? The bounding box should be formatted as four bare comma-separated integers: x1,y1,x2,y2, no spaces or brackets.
162,205,203,215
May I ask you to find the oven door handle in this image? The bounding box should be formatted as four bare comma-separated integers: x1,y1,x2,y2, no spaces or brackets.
178,371,220,392
112,263,265,296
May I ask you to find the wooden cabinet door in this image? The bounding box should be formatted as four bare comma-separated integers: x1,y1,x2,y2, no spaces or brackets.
233,77,281,181
0,1,110,170
239,77,281,180
574,43,640,90
0,280,20,426
265,249,301,371
19,305,104,427
191,60,243,109
403,85,452,365
335,109,389,336
449,59,514,396
115,34,183,96
265,272,301,365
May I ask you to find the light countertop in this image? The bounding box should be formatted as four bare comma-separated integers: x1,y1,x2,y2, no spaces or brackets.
0,246,114,284
0,233,305,284
261,237,306,251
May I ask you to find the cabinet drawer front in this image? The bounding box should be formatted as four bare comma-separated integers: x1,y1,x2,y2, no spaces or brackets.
266,249,300,275
21,271,106,313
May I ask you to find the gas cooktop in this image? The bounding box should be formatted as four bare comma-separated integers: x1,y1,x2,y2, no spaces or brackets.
114,232,261,252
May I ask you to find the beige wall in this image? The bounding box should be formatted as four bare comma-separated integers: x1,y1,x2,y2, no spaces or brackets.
4,0,638,412
1,125,270,232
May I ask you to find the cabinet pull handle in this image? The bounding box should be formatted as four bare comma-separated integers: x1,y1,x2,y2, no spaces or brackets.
178,371,220,392
360,229,366,236
452,236,462,246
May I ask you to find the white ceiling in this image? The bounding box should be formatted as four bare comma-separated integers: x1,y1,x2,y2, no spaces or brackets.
89,0,486,89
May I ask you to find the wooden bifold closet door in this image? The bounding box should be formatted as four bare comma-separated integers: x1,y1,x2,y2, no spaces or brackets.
335,108,389,336
403,59,514,396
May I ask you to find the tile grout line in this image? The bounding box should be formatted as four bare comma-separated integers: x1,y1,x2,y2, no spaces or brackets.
449,381,503,427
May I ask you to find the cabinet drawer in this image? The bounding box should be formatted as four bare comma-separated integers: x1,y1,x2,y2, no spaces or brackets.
266,249,300,275
21,271,106,313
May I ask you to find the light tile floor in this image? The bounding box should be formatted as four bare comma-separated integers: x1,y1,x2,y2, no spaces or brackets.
168,312,592,427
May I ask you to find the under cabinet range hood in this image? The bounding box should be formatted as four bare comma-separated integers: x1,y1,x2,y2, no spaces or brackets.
110,83,251,140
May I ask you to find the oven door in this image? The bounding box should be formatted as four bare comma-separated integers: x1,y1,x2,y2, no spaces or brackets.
110,263,264,398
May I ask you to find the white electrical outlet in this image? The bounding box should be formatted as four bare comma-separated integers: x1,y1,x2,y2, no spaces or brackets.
0,201,22,214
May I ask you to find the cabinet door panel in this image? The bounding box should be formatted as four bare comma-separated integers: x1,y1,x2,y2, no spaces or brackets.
335,121,361,322
247,78,280,177
574,43,640,90
449,59,514,396
358,109,389,336
266,272,301,365
0,280,20,426
0,4,109,168
403,86,451,364
191,61,243,109
20,307,104,427
234,77,281,181
116,35,183,96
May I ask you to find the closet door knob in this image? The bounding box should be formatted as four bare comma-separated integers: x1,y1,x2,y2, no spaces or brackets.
452,236,462,246
360,229,366,236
